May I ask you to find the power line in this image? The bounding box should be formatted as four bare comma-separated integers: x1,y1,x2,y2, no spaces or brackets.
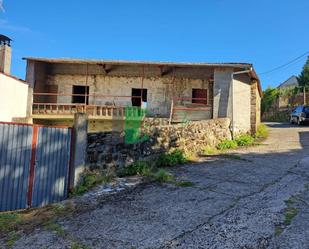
259,51,309,75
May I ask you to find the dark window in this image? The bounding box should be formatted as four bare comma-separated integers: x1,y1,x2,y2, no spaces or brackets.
192,89,207,105
72,85,89,104
132,88,147,107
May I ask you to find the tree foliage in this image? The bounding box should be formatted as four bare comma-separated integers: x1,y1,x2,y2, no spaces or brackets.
297,57,309,89
261,87,279,113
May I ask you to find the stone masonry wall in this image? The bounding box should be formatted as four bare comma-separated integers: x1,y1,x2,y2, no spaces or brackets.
87,118,231,172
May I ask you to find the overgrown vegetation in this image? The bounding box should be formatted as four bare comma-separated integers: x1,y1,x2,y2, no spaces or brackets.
202,146,219,155
70,172,109,196
235,134,255,146
0,213,22,233
255,124,269,140
261,87,280,114
117,161,152,177
217,139,238,150
153,169,174,183
156,149,187,167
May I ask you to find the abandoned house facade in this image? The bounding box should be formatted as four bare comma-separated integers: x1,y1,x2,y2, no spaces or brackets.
22,57,262,134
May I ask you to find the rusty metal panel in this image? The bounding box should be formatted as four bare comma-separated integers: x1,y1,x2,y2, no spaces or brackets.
0,123,32,211
31,127,71,207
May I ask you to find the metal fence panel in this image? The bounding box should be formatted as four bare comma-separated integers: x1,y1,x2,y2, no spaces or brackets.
0,123,32,211
31,127,71,207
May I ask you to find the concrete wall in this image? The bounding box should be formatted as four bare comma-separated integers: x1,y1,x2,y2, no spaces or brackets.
46,74,212,117
233,74,251,134
0,73,28,122
213,69,253,134
213,68,233,119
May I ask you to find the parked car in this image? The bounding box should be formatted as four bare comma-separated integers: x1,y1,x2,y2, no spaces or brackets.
290,105,309,125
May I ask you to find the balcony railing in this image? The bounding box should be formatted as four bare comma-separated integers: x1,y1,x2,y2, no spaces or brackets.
32,93,144,119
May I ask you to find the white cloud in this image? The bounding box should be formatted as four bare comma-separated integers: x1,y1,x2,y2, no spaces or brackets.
0,0,4,13
0,19,33,33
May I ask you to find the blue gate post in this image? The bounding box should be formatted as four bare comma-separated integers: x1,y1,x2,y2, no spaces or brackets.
70,113,88,189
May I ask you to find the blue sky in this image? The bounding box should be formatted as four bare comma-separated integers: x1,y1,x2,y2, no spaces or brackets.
0,0,308,89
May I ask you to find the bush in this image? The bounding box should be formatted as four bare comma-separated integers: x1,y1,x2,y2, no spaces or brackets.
217,139,238,150
235,134,255,146
156,149,187,167
153,169,174,183
255,124,268,139
118,161,152,177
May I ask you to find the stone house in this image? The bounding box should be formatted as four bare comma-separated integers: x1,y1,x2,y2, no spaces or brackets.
22,57,262,134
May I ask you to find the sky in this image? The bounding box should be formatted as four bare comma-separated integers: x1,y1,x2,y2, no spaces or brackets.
0,0,308,89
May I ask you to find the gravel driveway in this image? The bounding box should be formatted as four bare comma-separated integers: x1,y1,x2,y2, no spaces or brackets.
8,123,309,249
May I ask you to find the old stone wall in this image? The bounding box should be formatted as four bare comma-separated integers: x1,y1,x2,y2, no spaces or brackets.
87,118,231,172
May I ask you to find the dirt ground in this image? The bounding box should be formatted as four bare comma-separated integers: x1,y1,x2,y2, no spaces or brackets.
2,123,309,249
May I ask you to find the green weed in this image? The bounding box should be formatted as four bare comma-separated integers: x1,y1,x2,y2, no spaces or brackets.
217,139,238,150
118,161,152,177
202,146,218,155
255,124,269,139
71,172,108,196
156,149,187,167
44,221,65,237
0,213,22,232
284,207,298,226
235,134,255,146
175,181,194,187
153,169,174,183
5,231,20,248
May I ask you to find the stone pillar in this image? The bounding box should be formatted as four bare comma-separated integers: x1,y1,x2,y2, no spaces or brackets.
250,81,260,134
70,113,88,188
0,44,11,75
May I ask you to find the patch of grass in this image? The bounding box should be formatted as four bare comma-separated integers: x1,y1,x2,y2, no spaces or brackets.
0,213,22,232
274,225,283,236
202,146,218,155
235,134,255,146
284,198,296,206
284,207,298,226
44,221,65,237
153,169,174,183
5,231,20,248
70,171,108,196
283,196,298,226
217,139,238,150
156,149,187,167
175,181,194,187
118,161,152,177
71,241,91,249
255,124,269,139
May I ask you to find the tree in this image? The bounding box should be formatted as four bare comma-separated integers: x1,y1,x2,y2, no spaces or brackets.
261,87,280,114
297,56,309,89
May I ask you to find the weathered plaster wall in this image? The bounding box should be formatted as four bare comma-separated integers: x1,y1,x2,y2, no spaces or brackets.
46,74,212,117
0,73,28,122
